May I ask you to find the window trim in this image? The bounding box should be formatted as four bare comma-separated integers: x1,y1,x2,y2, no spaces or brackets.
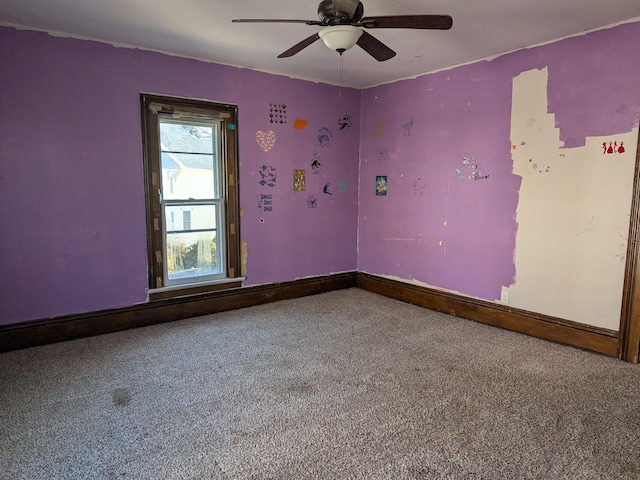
140,94,242,300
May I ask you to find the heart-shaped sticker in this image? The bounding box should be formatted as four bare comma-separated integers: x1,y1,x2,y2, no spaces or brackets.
255,130,276,152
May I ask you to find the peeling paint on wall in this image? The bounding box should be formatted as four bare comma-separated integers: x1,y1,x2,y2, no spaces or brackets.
507,67,637,329
241,241,248,277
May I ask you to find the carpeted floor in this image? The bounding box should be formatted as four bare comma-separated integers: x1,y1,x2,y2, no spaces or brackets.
1,288,639,479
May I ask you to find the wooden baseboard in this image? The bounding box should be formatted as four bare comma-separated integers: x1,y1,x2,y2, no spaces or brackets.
0,272,358,352
0,271,621,358
357,273,619,358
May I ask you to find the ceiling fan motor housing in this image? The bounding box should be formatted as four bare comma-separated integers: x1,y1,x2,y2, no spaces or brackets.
318,0,364,25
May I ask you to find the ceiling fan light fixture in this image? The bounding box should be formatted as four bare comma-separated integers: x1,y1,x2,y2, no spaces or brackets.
318,25,363,53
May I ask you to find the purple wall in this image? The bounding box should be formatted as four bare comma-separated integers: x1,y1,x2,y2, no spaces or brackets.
2,21,639,326
0,27,360,325
358,21,640,301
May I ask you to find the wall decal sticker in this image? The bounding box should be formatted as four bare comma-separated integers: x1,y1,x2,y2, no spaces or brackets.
293,169,306,191
258,165,277,187
528,159,551,174
462,156,476,167
378,148,389,166
311,153,323,174
318,127,333,148
292,118,309,131
338,180,348,193
307,194,318,209
402,119,414,136
257,193,274,213
338,114,352,131
372,117,387,137
460,156,489,180
470,171,490,180
603,141,626,154
323,183,332,195
255,130,276,152
376,176,388,196
269,103,287,124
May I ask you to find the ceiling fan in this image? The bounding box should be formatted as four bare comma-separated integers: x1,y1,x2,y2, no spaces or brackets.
232,0,453,61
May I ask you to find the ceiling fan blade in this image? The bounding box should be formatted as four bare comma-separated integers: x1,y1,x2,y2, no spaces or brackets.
232,19,323,26
359,14,453,30
277,33,321,58
356,31,396,62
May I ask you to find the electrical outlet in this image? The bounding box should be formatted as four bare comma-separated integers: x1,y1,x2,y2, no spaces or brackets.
500,288,509,305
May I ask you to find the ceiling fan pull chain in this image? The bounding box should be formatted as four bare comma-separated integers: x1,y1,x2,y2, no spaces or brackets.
339,51,344,96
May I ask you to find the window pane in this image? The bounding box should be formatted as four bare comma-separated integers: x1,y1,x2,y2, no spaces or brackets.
165,230,221,281
159,121,219,200
160,123,214,154
165,204,217,232
161,152,216,200
164,203,222,282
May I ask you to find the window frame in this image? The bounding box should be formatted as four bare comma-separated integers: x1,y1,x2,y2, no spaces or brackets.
141,94,241,300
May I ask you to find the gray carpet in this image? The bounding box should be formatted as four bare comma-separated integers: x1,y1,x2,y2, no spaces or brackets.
1,288,639,479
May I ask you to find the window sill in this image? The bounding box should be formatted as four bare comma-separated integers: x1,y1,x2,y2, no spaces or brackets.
148,277,245,301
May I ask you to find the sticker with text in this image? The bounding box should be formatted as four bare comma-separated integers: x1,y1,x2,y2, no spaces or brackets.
257,194,274,213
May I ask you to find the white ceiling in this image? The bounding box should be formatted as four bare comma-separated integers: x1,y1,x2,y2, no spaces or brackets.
1,0,639,88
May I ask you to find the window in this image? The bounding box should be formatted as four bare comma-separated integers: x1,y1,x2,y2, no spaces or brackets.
141,94,241,299
182,210,191,232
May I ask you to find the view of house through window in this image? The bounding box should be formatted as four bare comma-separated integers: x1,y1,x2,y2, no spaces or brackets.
160,119,224,283
141,95,240,296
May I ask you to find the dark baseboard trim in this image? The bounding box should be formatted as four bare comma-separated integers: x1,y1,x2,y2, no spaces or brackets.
0,271,621,358
357,273,619,358
0,271,358,352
